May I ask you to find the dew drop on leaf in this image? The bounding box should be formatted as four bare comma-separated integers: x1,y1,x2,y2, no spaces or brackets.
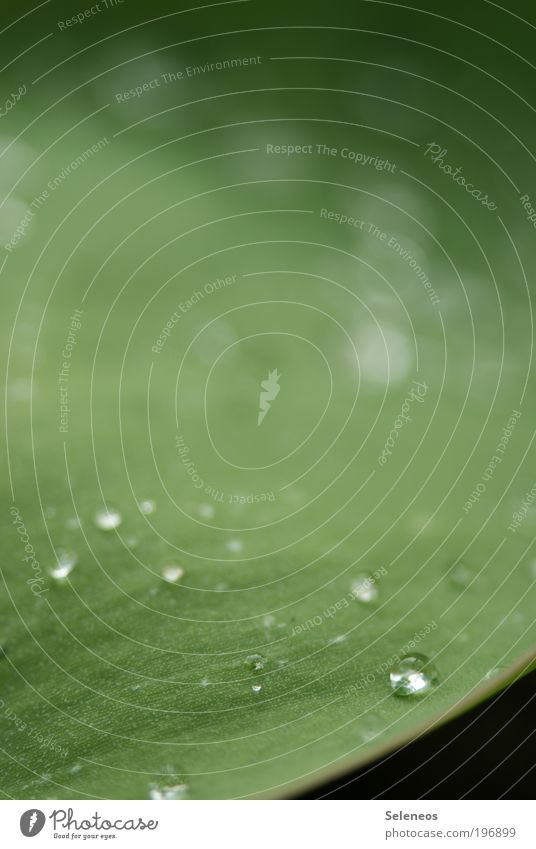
162,564,185,583
50,549,77,579
351,574,379,603
93,507,122,530
198,503,214,519
245,654,266,672
449,562,473,589
390,653,439,696
148,782,188,800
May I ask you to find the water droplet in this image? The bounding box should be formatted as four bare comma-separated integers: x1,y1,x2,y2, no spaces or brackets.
68,763,82,775
484,665,507,681
244,654,265,672
390,653,439,696
226,538,243,553
148,782,188,800
351,574,379,603
198,503,214,519
263,614,276,628
139,499,156,515
125,536,139,549
329,634,347,645
50,549,77,579
93,506,122,530
162,564,184,583
449,562,473,589
251,683,262,694
360,714,383,741
199,677,210,687
65,516,81,530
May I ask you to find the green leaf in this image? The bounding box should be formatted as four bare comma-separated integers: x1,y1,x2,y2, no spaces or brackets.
2,50,536,799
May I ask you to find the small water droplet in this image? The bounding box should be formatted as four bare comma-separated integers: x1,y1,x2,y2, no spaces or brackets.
162,564,185,583
199,677,210,687
360,714,383,741
125,536,139,549
251,683,262,693
244,654,265,672
390,653,439,696
68,763,82,775
148,782,188,800
94,506,122,530
226,538,243,553
65,516,81,530
449,562,473,589
50,549,77,579
263,614,276,628
329,634,347,645
351,574,379,603
198,503,215,519
484,665,507,681
139,499,156,515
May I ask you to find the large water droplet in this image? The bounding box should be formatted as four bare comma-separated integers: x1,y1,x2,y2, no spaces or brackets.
148,782,188,800
351,574,379,603
162,564,184,583
50,549,77,579
390,653,439,696
244,654,265,672
139,499,156,515
93,506,122,530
